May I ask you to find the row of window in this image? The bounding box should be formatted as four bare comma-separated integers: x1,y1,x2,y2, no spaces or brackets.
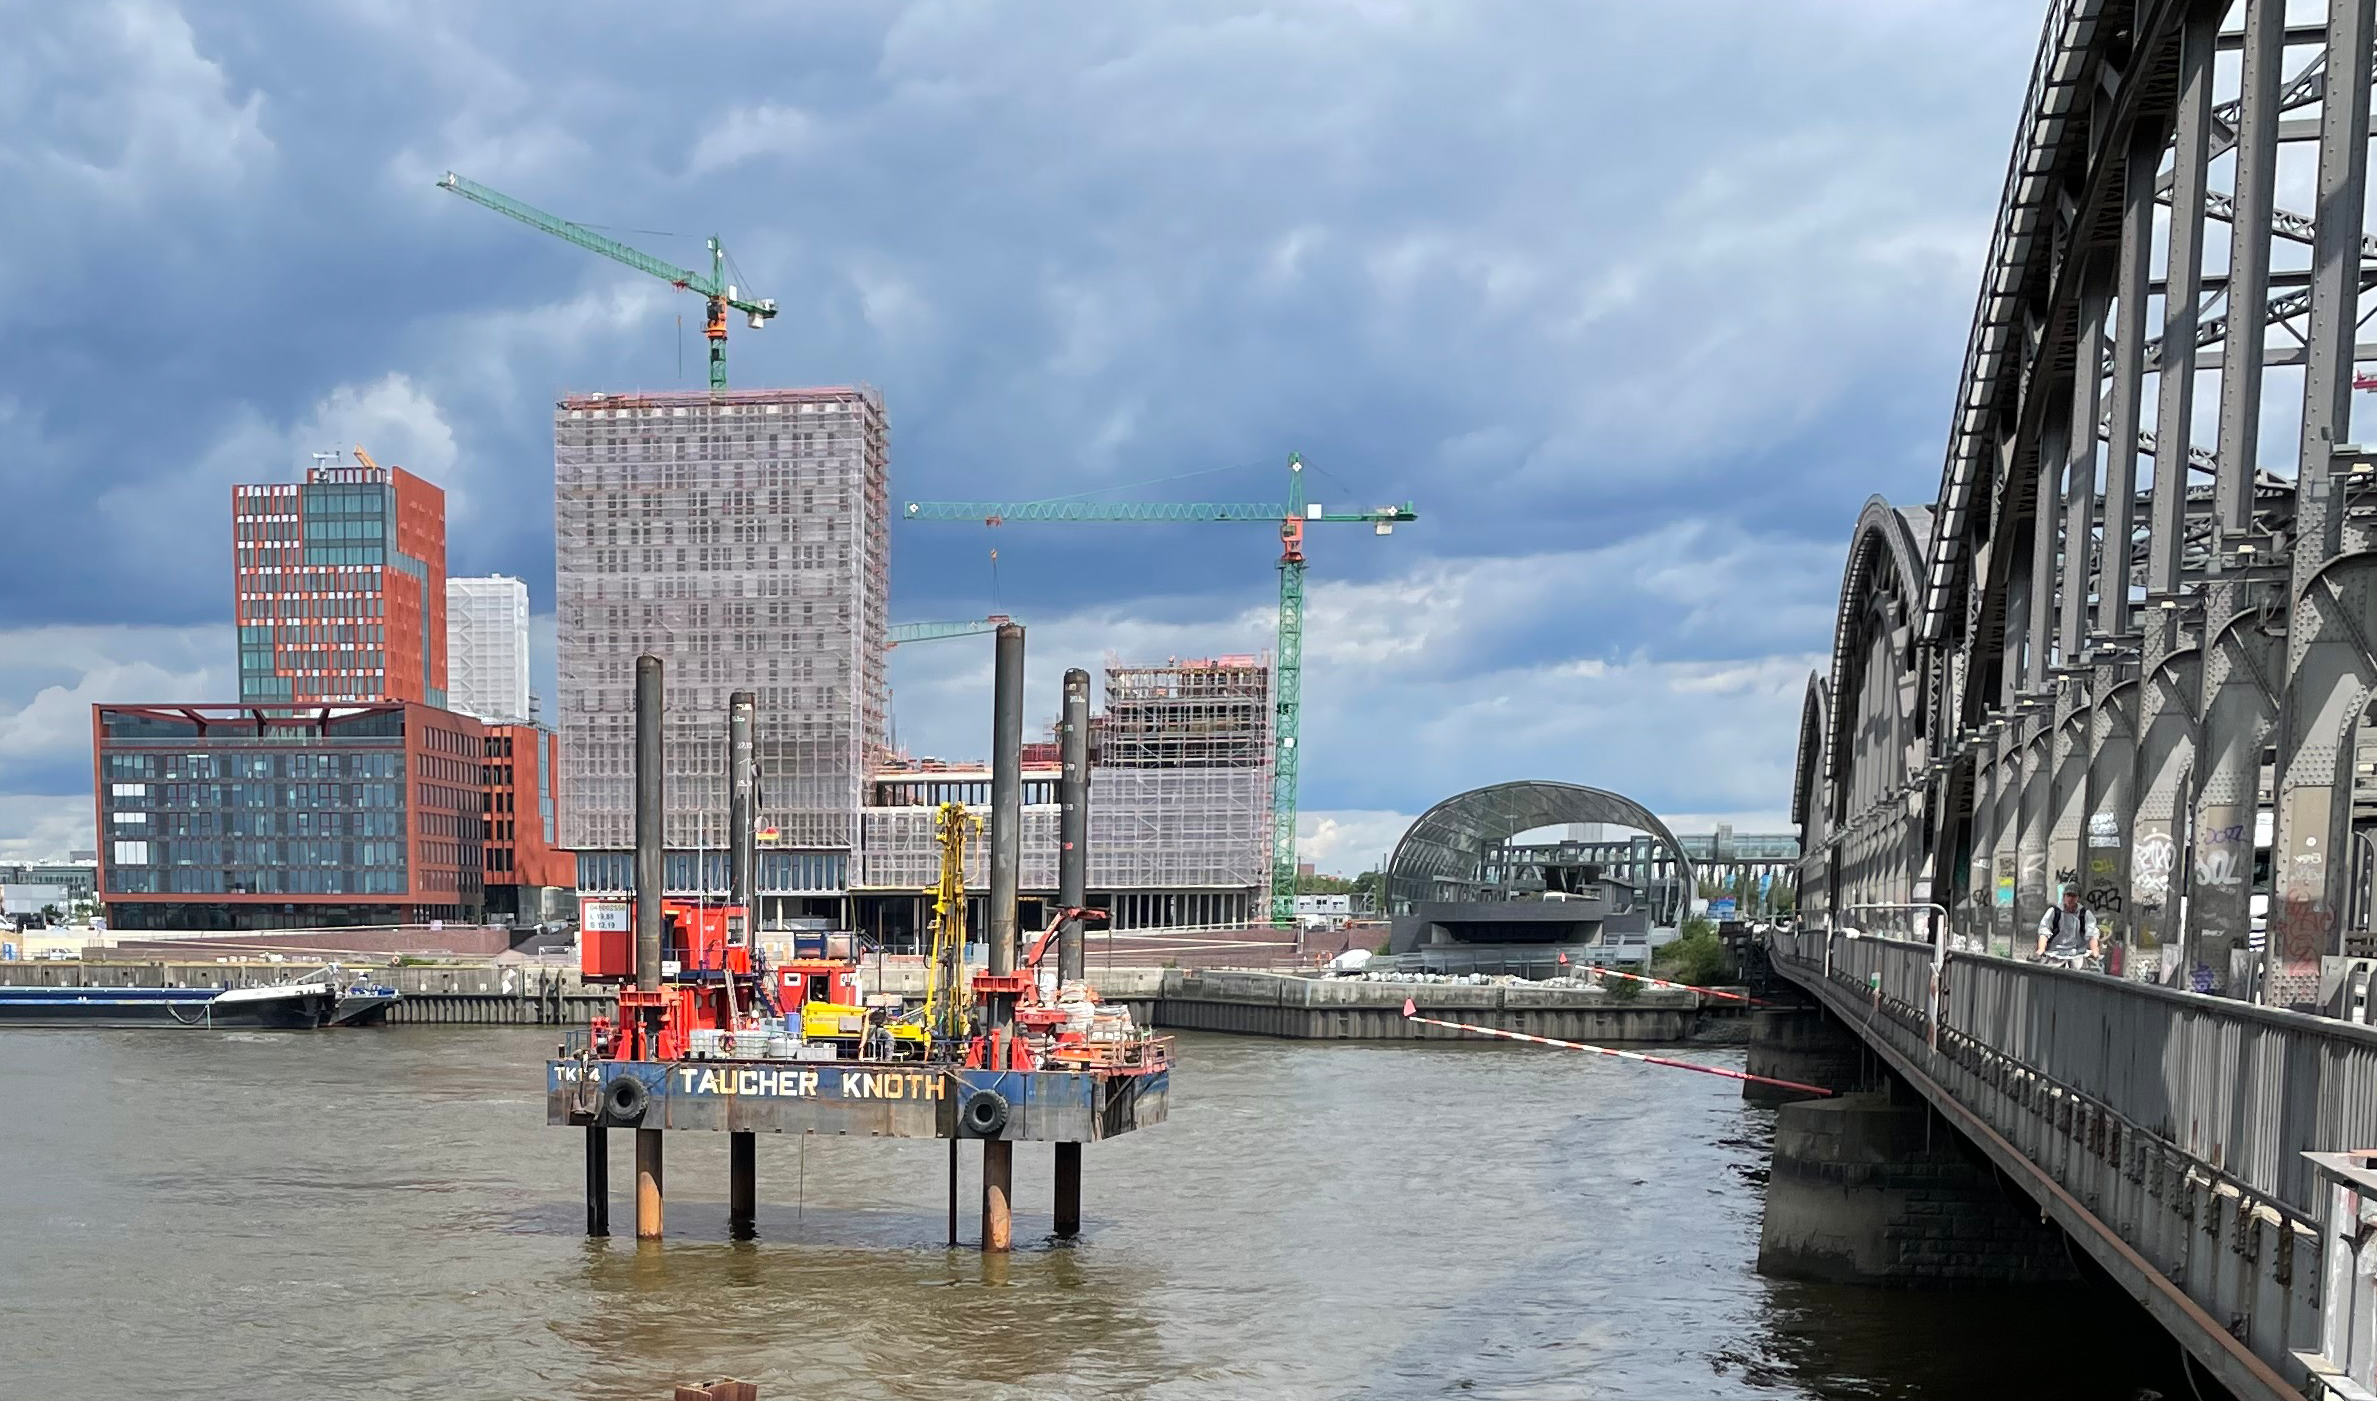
565,398,868,419
236,582,386,613
110,809,404,839
414,861,482,893
248,623,386,645
232,487,299,513
111,838,406,869
106,868,410,896
110,753,406,783
418,753,477,786
559,457,881,495
303,517,385,542
574,849,848,894
582,542,843,574
298,485,388,517
96,710,410,744
416,782,480,817
304,544,386,568
574,570,861,604
114,781,408,811
417,809,482,841
581,431,849,463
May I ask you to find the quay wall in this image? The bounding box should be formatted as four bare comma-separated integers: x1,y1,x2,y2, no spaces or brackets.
0,961,1744,1041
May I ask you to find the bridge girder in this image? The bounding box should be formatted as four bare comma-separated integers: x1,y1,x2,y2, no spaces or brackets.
1801,0,2377,1011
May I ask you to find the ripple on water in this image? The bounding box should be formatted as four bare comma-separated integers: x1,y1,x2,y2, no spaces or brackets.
0,1025,2201,1400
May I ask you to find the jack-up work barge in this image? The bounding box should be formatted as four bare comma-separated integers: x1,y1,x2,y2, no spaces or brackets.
551,626,1171,1250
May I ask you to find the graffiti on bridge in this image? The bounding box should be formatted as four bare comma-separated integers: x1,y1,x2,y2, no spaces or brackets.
2132,831,2176,915
2272,896,2330,966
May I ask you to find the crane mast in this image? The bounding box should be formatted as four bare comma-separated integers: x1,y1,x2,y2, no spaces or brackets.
902,456,1416,925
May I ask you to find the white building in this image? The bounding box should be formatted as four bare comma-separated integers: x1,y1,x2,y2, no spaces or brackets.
447,575,532,723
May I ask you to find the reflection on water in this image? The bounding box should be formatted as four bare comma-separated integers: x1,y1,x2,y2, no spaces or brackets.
0,1026,2197,1399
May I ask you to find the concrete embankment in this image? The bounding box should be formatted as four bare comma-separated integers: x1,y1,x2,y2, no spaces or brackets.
0,961,1745,1041
860,964,1733,1041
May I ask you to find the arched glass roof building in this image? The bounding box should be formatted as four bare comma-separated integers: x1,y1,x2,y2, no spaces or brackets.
1386,780,1696,926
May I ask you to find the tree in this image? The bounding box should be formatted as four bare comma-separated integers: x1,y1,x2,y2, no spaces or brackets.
1297,871,1354,896
38,904,62,924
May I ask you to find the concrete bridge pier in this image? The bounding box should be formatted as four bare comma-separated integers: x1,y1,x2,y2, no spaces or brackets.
1741,1006,1861,1107
1759,1091,2079,1286
1746,1004,2079,1287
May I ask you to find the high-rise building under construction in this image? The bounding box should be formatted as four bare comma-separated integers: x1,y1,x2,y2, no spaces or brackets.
554,387,889,917
855,656,1273,939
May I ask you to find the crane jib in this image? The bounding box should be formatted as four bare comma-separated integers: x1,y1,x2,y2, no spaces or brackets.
437,169,775,388
899,502,1418,523
895,459,1418,927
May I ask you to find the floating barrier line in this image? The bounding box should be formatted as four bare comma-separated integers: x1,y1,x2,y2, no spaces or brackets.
1400,999,1833,1096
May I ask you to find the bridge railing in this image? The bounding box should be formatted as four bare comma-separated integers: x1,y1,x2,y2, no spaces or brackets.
1774,928,2377,1219
1951,957,2377,1217
1822,931,1937,1027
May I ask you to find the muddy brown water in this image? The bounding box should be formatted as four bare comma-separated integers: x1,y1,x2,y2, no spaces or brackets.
0,1026,2200,1399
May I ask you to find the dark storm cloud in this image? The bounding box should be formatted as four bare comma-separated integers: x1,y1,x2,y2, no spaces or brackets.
0,0,2039,851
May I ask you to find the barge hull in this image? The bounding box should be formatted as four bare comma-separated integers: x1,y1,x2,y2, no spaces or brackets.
0,987,338,1030
547,1058,1169,1141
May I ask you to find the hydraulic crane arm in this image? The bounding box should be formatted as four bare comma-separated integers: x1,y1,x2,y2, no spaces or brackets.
437,172,776,317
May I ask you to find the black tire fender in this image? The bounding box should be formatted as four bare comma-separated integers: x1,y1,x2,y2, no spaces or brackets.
959,1087,1009,1139
603,1074,651,1126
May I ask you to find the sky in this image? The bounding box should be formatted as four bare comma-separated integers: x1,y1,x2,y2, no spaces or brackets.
0,0,2039,870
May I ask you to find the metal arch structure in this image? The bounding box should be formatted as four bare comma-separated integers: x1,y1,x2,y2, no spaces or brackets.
1804,499,1937,923
1387,781,1696,924
1798,0,2377,1010
1790,675,1831,839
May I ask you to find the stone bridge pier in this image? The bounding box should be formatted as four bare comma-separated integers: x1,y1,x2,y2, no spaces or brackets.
1747,1007,2079,1286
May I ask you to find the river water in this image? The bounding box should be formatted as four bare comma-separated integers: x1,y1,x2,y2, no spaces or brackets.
0,1027,2200,1400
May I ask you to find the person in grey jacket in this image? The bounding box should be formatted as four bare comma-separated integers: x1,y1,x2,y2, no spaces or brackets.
2035,885,2100,962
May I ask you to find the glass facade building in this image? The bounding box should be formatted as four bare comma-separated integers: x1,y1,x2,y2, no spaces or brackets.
93,703,485,930
233,452,447,708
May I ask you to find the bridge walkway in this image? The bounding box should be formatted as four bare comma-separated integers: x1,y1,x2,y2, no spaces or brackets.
1768,929,2377,1401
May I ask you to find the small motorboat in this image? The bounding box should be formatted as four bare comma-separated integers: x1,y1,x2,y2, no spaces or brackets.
331,977,402,1026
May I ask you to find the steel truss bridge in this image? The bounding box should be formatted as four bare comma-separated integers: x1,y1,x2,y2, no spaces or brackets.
1787,4,2377,1394
1796,0,2377,1012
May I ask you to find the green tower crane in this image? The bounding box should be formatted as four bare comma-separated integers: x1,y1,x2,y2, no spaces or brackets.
902,456,1417,926
436,171,777,392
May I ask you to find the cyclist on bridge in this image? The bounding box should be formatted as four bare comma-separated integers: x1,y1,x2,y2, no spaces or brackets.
2034,884,2100,964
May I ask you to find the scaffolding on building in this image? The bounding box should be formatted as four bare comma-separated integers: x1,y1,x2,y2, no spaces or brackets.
852,656,1273,930
1095,656,1274,913
554,386,890,875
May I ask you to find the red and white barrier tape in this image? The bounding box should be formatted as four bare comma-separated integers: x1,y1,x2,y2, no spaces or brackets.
1400,999,1833,1096
1589,966,1778,1006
